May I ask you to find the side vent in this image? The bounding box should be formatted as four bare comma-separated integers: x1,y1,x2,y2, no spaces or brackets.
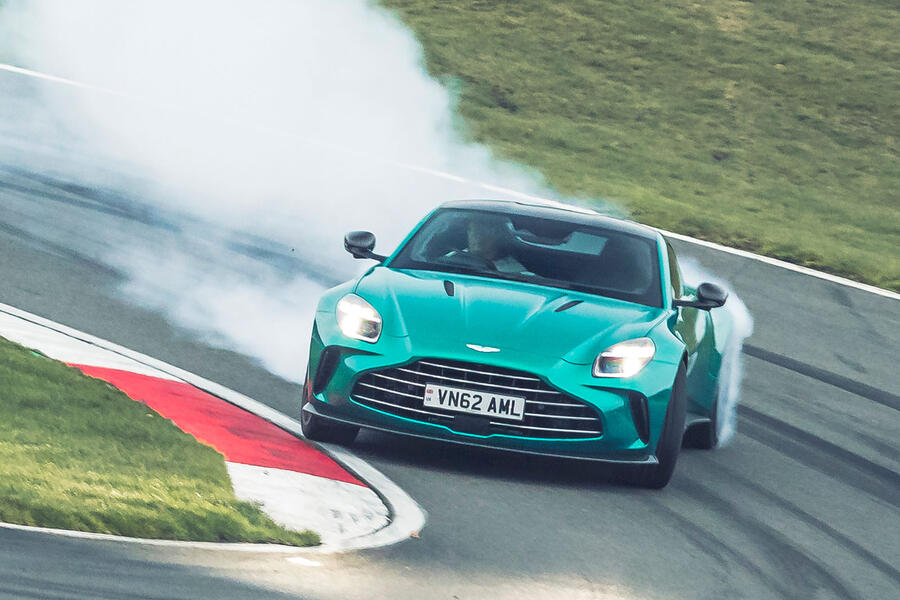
313,347,343,395
628,392,650,443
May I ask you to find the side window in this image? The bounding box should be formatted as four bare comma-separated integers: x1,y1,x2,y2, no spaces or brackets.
665,241,683,301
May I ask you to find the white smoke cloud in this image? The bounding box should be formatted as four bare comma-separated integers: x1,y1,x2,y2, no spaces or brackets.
679,258,754,445
0,0,561,381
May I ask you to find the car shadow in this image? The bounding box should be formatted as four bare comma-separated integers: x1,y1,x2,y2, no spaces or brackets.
348,428,645,490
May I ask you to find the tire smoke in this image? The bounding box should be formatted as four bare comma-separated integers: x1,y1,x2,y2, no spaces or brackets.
0,0,560,381
679,259,754,444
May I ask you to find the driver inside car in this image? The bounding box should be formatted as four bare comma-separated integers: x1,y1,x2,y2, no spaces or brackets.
462,216,528,274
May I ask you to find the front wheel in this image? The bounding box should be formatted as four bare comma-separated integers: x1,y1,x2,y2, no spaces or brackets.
683,390,719,450
300,374,359,445
622,363,687,489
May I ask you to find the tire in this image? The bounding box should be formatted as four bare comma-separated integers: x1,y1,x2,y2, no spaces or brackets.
300,373,359,445
623,363,687,489
683,391,719,450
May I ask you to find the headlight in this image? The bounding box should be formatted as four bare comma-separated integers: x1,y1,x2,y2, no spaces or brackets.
336,294,382,343
592,338,655,378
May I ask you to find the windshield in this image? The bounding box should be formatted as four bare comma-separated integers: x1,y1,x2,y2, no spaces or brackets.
389,208,663,307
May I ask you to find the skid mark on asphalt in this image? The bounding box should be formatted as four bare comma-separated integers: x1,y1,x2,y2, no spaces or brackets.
0,166,341,289
0,219,121,277
645,497,788,597
0,165,178,230
738,406,900,507
743,344,900,411
674,478,861,600
699,458,900,586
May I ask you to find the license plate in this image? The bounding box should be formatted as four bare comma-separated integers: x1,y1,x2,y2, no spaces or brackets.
423,383,525,421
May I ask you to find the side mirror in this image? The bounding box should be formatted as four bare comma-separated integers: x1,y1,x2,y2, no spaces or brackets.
697,282,728,308
344,231,387,261
673,282,728,310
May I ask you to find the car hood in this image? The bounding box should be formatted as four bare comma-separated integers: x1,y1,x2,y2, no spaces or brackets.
355,267,665,364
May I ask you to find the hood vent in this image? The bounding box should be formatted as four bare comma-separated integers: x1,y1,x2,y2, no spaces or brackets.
443,280,455,297
555,299,582,313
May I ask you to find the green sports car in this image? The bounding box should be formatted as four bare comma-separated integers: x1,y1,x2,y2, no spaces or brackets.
301,200,731,488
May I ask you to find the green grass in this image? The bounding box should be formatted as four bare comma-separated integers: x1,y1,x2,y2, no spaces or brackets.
0,336,318,545
379,0,899,290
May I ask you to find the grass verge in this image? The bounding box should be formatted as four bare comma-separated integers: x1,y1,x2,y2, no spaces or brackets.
380,0,899,291
0,336,318,545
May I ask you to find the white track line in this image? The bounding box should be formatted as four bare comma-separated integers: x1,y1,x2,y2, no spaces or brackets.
1,62,896,301
0,302,427,553
659,229,899,301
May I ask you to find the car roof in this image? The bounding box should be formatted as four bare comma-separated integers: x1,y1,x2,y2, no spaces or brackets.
438,199,660,241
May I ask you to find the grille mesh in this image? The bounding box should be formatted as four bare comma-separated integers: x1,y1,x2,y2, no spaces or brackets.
351,359,602,439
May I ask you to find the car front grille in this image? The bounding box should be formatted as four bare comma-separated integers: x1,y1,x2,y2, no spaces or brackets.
350,358,602,439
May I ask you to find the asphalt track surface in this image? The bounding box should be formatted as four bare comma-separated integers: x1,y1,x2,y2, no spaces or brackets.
1,72,898,599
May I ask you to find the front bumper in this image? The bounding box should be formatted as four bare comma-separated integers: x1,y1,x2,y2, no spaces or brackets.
307,316,679,463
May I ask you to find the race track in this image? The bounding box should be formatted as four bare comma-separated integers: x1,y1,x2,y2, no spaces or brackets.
1,71,898,600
